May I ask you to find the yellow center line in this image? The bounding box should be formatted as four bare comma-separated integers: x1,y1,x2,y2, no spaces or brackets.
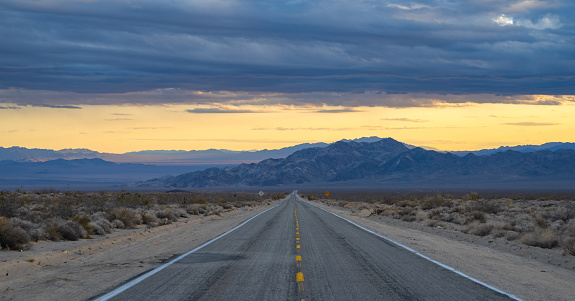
294,202,305,298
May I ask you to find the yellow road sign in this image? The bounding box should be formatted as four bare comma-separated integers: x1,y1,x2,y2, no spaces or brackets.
325,191,330,197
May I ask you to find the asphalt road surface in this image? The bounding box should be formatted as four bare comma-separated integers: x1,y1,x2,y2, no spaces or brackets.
95,192,518,301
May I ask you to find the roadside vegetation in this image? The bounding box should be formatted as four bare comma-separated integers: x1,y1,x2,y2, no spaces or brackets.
0,189,282,251
306,192,575,256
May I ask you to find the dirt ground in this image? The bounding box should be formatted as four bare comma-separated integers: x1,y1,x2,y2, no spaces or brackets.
0,202,278,301
304,199,575,301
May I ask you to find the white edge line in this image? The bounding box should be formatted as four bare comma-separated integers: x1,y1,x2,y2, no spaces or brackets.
299,197,522,301
94,201,284,301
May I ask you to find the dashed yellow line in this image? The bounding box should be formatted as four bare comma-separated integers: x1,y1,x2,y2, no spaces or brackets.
294,204,305,298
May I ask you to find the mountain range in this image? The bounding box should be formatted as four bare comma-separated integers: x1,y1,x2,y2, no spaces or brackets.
139,138,575,191
2,137,575,191
2,138,575,165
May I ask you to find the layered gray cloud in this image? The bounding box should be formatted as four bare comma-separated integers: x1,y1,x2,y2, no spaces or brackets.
0,0,573,107
186,108,263,113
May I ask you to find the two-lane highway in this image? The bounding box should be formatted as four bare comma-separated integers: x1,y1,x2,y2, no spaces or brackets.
94,192,518,301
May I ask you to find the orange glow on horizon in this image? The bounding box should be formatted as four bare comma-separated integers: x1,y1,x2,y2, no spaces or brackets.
1,102,575,153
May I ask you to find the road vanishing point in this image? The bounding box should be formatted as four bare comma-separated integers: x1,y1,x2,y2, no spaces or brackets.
93,192,519,301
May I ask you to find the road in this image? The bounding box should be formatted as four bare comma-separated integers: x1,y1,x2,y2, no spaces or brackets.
94,192,518,301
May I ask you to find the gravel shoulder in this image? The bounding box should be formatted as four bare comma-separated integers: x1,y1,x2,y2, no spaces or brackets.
304,199,575,301
0,201,279,301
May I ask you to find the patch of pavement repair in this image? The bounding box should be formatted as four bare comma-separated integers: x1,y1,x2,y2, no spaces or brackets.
304,199,575,301
0,202,279,301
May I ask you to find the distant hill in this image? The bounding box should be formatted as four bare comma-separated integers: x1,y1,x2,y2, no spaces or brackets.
140,138,575,190
451,142,575,156
0,146,103,162
0,158,207,189
0,138,382,165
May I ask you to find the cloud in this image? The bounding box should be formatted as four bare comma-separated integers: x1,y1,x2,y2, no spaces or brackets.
134,138,306,144
130,127,172,130
27,104,82,109
502,120,558,126
494,14,514,26
381,118,428,122
515,14,562,30
313,108,363,113
0,0,574,108
186,108,263,114
0,106,20,110
252,127,352,131
106,118,133,121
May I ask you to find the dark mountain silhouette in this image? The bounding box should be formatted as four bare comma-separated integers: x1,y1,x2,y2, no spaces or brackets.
140,138,575,190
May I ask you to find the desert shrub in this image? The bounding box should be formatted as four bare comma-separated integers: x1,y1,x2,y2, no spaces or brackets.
9,217,46,241
107,207,142,228
440,213,455,223
0,217,31,250
111,219,125,229
92,217,113,234
211,205,223,215
464,221,495,236
470,191,480,201
470,200,500,214
426,220,444,228
197,205,207,215
9,218,37,232
520,229,559,249
172,207,188,218
492,229,506,238
451,214,472,225
453,206,466,214
505,231,521,241
568,223,575,237
415,210,428,221
430,207,444,217
71,215,94,236
56,220,86,241
186,204,200,215
28,228,48,241
90,222,106,235
48,196,77,219
46,225,61,241
397,200,418,207
401,215,416,222
534,215,548,229
156,208,178,222
562,238,575,256
471,210,486,222
142,212,160,227
421,194,445,210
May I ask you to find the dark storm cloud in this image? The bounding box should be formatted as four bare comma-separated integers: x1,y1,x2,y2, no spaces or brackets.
0,0,574,107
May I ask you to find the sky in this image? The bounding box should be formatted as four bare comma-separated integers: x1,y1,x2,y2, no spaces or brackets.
1,0,574,153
